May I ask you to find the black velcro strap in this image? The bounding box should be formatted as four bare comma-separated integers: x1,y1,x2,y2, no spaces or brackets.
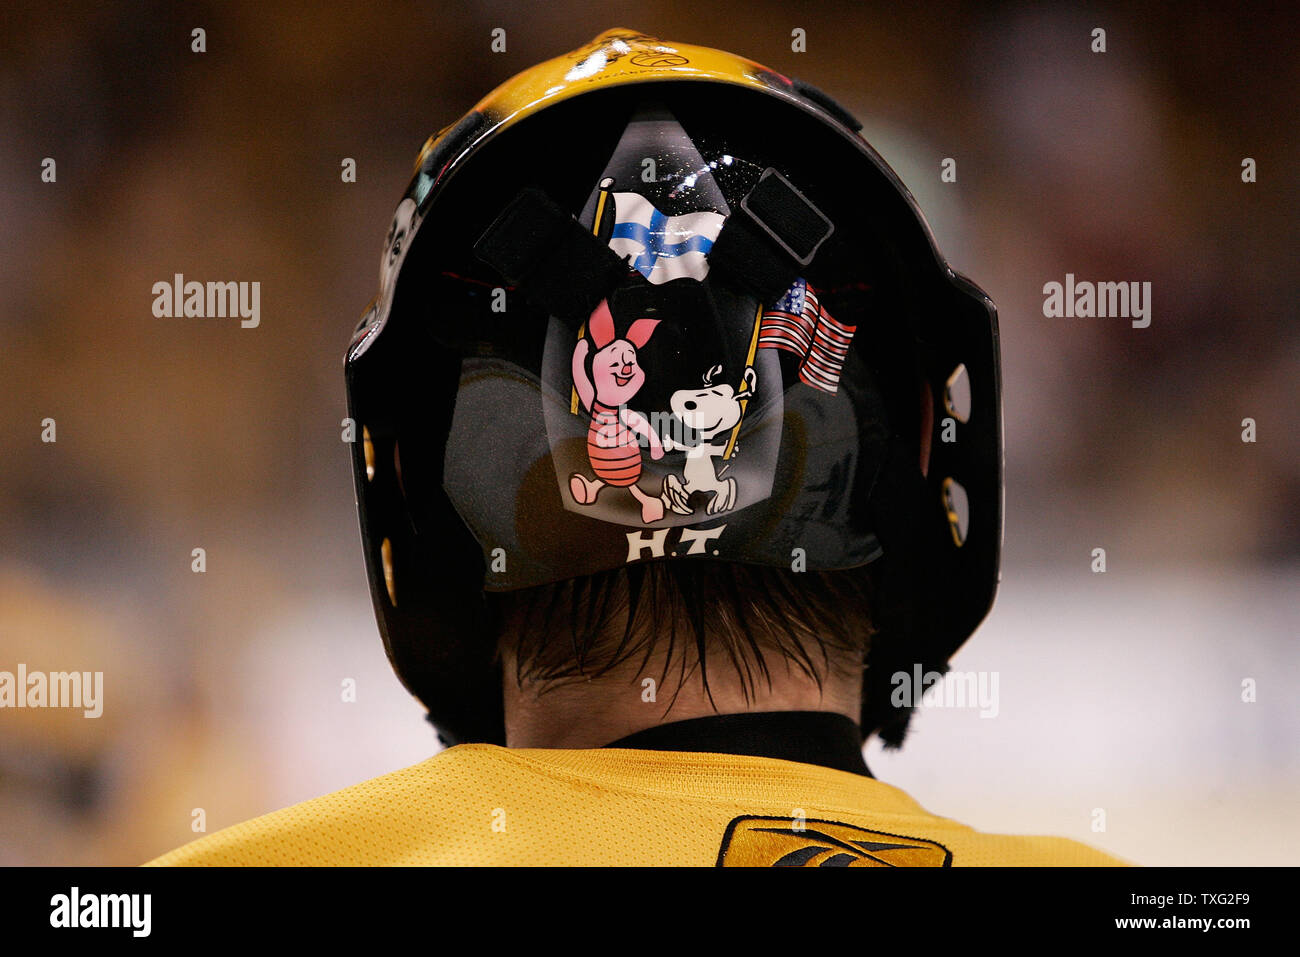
709,168,834,302
473,187,629,321
743,169,835,264
608,275,712,328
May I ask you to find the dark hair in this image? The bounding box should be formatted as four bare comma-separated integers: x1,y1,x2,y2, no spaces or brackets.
486,560,876,714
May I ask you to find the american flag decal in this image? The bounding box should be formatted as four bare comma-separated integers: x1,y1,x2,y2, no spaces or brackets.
757,278,858,393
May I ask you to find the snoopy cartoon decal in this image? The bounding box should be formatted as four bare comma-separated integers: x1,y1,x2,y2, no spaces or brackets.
569,299,667,524
660,363,757,516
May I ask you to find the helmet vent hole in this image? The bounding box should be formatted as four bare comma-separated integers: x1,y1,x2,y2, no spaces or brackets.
362,426,376,481
381,538,397,606
944,363,971,423
393,440,405,498
942,477,970,547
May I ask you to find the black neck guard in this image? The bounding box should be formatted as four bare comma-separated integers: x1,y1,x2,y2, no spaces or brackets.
601,710,872,778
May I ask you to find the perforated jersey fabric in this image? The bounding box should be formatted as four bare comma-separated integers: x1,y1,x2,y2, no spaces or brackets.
144,744,1129,866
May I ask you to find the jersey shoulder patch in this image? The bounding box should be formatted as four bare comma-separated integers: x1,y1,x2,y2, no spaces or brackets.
716,815,953,867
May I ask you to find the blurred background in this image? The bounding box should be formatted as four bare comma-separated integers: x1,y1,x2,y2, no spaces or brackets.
0,0,1295,865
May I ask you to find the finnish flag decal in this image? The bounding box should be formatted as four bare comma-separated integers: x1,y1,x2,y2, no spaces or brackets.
608,192,726,285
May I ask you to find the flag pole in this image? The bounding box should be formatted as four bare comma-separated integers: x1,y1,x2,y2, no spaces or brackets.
722,301,764,460
571,177,616,415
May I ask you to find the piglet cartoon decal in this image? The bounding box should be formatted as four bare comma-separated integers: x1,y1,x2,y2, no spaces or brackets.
661,364,757,516
569,300,666,523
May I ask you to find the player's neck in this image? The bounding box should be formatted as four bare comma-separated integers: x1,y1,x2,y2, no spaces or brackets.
501,650,862,749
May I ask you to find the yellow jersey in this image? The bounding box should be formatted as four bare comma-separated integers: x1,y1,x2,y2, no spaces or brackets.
145,743,1128,866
